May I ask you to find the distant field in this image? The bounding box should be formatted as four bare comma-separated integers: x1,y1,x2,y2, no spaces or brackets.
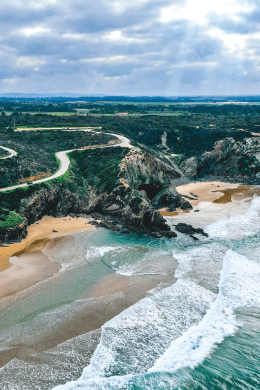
2,111,76,116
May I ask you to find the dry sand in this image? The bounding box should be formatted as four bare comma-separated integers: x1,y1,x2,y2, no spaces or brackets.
177,181,239,206
0,216,95,298
0,181,259,371
161,181,260,230
160,181,260,217
0,215,94,270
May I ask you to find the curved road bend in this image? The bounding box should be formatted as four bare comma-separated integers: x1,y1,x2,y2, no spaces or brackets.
0,146,18,160
0,131,132,193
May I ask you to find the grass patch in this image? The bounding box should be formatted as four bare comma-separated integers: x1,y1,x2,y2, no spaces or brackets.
70,147,129,194
0,210,24,227
0,148,10,158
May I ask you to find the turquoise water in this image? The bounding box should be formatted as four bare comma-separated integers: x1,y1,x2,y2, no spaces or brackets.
0,229,168,331
1,197,260,389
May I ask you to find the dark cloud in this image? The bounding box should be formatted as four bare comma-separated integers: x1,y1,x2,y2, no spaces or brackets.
0,0,259,95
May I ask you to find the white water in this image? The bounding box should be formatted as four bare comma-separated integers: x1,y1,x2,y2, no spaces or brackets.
81,279,215,379
52,195,260,390
150,250,260,373
205,196,260,238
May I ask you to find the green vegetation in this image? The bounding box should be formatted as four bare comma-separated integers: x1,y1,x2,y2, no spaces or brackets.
0,148,9,158
0,209,24,228
0,130,115,188
1,98,260,230
1,107,256,159
70,147,129,195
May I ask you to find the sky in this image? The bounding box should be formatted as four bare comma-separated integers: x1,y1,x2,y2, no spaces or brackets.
1,0,260,96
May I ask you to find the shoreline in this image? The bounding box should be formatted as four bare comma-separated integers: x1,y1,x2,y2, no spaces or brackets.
1,180,258,300
160,181,260,217
0,216,95,298
0,179,259,377
1,180,259,299
0,215,95,271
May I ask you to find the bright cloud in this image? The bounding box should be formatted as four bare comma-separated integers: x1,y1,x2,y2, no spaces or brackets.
18,26,51,37
160,0,255,24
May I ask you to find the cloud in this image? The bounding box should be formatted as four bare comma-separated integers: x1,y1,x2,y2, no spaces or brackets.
0,0,259,95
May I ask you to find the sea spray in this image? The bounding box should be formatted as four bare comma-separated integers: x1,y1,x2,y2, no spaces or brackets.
205,196,260,238
173,242,227,292
53,250,260,390
52,280,214,390
150,249,260,373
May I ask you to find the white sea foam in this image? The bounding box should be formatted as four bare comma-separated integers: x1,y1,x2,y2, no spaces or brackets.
53,249,260,390
73,280,214,380
205,196,260,238
51,197,260,390
116,250,174,276
53,280,214,389
149,250,260,373
173,242,228,292
85,246,122,260
58,246,122,272
98,246,123,257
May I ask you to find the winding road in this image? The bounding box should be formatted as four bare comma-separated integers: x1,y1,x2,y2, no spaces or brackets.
0,146,18,160
0,129,132,193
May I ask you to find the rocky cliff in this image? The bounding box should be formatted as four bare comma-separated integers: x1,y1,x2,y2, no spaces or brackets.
0,220,28,242
181,137,260,184
88,149,190,237
0,148,191,242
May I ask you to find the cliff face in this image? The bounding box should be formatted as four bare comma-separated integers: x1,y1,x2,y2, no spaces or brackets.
0,220,28,242
181,137,260,183
120,149,182,190
0,147,193,243
19,187,88,225
0,148,190,242
81,149,188,237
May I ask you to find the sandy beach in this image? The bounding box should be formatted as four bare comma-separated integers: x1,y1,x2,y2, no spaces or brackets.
0,216,95,298
0,215,94,270
0,180,258,305
177,181,239,205
0,180,259,376
177,181,260,205
160,181,260,218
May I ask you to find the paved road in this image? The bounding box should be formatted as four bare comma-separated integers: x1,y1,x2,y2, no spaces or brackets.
0,130,132,193
0,146,18,160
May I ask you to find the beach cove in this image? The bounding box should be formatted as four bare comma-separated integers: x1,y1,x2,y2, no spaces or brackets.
0,181,260,389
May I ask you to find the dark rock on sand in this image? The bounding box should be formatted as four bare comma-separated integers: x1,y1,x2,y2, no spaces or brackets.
175,223,208,237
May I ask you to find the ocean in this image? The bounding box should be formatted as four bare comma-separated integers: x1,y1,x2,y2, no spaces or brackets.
0,196,260,389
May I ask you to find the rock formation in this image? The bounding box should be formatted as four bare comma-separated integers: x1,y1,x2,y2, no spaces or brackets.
181,137,260,183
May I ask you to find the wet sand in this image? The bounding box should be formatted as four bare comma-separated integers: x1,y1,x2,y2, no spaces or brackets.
0,215,94,270
0,259,178,369
177,181,239,206
0,180,259,378
160,181,260,218
0,251,61,299
212,185,260,204
160,181,260,233
0,216,95,300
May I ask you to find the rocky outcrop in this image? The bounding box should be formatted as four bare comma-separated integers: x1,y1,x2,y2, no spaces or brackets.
120,149,182,191
0,220,28,242
181,137,260,183
2,148,190,242
175,223,208,239
19,187,88,225
118,149,192,213
152,186,192,211
87,186,174,237
84,149,191,237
